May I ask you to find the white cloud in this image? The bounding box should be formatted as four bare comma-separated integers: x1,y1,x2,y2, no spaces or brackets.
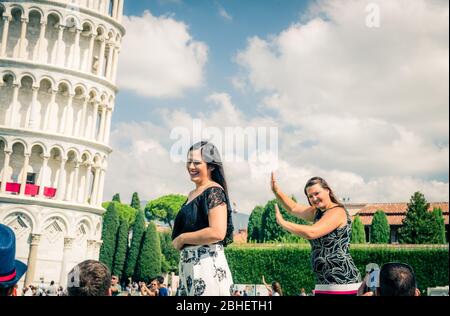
118,11,208,98
105,93,449,212
219,7,233,21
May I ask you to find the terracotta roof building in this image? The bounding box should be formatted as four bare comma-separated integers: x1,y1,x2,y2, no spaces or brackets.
346,202,449,243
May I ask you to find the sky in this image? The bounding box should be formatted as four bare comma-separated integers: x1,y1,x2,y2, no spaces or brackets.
105,0,449,213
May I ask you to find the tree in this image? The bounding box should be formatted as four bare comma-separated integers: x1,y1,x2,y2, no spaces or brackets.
123,209,146,279
99,203,120,270
130,192,141,211
260,199,308,243
351,216,366,244
102,201,137,226
112,193,121,203
398,192,441,244
135,222,162,282
112,218,129,277
247,206,264,242
145,194,187,229
159,232,179,273
432,208,446,244
370,210,390,244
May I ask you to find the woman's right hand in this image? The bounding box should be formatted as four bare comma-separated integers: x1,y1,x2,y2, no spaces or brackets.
271,172,280,195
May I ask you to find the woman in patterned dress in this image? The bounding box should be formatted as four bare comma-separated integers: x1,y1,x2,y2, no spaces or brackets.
270,173,362,296
172,141,234,296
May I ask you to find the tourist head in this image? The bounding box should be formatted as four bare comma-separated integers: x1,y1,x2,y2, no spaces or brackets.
378,262,420,296
272,281,282,296
111,275,119,285
304,177,343,210
157,276,165,286
0,224,27,296
67,260,111,296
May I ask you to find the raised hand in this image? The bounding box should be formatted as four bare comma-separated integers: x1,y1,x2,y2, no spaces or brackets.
274,204,284,225
271,172,280,195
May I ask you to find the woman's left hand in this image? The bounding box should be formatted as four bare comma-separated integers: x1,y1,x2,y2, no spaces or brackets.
172,235,185,251
274,204,285,226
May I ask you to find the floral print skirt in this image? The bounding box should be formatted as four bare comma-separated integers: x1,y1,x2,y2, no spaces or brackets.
177,244,233,296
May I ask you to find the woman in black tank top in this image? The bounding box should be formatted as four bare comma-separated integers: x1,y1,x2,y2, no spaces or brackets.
271,174,361,295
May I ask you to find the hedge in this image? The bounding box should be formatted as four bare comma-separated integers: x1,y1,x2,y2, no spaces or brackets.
225,244,449,296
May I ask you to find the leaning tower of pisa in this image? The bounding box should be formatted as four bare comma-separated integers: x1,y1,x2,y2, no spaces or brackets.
0,0,125,288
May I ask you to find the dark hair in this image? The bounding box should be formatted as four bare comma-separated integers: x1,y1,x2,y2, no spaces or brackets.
0,286,13,296
272,282,282,296
189,141,234,246
157,276,164,285
67,260,111,296
379,263,417,296
304,177,343,208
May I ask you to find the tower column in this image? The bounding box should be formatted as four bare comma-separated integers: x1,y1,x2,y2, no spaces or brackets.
55,25,65,65
104,108,113,144
105,43,114,79
91,101,99,140
70,29,81,69
91,166,100,206
6,84,19,127
59,237,75,288
37,21,47,62
43,89,58,131
87,33,96,73
98,105,107,142
83,164,92,204
19,153,30,196
24,234,41,286
56,158,67,200
77,96,89,138
1,16,11,57
18,18,28,59
38,155,50,198
26,86,39,129
0,150,12,193
97,37,106,76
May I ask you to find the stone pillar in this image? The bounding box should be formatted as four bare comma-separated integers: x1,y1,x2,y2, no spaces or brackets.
37,21,47,62
83,164,92,204
77,97,89,138
19,154,30,196
38,155,50,198
91,167,100,206
97,168,106,206
0,150,12,193
1,16,11,57
86,240,96,260
7,84,20,127
104,108,113,144
112,46,119,83
24,234,41,286
87,34,96,73
56,158,67,200
91,102,99,140
97,37,106,76
69,162,80,202
43,90,58,131
93,241,103,260
112,0,119,18
64,93,75,135
105,43,114,79
59,237,75,288
70,29,81,69
98,105,107,142
26,86,39,129
18,18,28,59
55,25,65,65
118,0,124,23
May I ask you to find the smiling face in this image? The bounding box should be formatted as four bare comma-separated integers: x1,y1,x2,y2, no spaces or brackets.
306,183,331,209
186,149,212,185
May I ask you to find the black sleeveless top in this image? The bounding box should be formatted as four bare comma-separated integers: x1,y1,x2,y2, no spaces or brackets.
309,207,361,285
172,187,234,247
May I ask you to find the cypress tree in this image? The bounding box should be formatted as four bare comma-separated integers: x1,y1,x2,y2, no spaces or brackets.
112,193,121,203
432,208,446,244
135,222,162,282
112,218,129,277
123,209,146,279
130,192,141,211
398,192,441,244
351,215,366,244
99,202,120,270
247,206,264,242
371,210,390,244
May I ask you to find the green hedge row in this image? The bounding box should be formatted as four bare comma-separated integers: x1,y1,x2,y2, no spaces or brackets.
225,244,449,296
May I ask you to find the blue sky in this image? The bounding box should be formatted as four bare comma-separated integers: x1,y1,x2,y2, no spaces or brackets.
106,0,449,212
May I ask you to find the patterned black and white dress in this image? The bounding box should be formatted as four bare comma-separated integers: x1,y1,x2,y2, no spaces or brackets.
310,207,362,295
172,187,234,296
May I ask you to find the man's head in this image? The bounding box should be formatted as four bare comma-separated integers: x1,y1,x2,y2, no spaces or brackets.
67,260,111,296
0,224,27,296
378,263,420,296
111,275,119,285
